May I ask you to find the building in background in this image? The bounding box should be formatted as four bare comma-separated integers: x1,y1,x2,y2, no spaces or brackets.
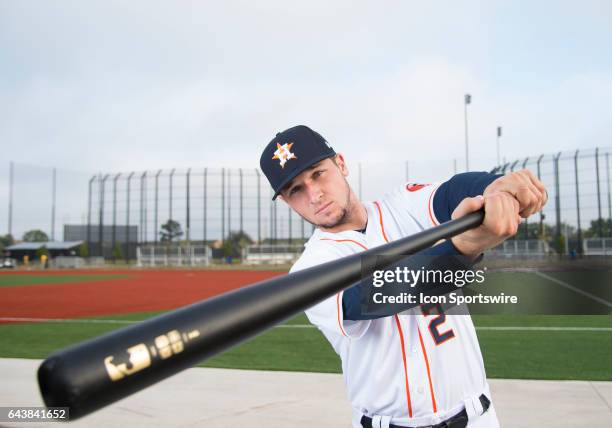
64,225,137,259
5,241,83,262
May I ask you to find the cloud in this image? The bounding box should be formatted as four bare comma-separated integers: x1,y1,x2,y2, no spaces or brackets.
1,1,612,237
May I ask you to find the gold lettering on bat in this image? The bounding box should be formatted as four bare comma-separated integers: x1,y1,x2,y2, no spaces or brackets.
187,330,200,339
104,343,151,381
154,329,185,360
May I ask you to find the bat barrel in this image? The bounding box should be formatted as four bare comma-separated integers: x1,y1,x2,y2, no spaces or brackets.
38,211,484,420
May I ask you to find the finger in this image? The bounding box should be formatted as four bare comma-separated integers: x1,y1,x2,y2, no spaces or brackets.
498,194,519,238
451,195,485,220
520,169,548,207
502,193,520,236
521,169,547,193
482,193,505,236
484,193,518,237
493,172,538,211
515,185,541,218
516,171,546,214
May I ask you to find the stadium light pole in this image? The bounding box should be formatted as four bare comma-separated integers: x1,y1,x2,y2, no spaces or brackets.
496,126,502,166
464,94,471,171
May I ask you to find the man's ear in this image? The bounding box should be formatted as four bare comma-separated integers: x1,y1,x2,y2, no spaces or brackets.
335,153,349,177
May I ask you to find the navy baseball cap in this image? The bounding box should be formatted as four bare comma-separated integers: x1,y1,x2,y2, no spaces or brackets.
260,125,336,200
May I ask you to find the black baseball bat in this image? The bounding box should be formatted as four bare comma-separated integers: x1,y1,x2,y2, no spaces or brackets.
37,210,484,420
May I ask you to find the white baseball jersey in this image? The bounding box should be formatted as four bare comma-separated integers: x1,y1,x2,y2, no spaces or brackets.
290,182,499,427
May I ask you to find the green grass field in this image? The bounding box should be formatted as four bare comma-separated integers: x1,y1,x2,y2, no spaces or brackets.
1,311,611,380
0,274,129,288
1,269,611,380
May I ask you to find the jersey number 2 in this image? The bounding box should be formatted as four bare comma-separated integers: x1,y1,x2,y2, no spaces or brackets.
421,303,455,345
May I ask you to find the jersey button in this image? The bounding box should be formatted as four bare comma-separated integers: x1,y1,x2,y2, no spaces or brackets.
417,386,424,394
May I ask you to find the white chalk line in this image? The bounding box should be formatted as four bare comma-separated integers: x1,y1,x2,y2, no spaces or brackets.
1,317,611,332
475,326,612,332
534,271,612,309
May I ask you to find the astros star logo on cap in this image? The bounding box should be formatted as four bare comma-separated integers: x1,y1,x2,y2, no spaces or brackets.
272,142,297,168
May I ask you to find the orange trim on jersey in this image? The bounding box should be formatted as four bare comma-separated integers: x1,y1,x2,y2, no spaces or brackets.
427,184,440,226
394,315,413,417
319,237,369,337
373,201,390,243
417,326,438,413
336,293,348,337
319,238,369,251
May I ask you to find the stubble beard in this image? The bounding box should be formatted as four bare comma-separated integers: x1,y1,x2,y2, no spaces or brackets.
313,179,353,230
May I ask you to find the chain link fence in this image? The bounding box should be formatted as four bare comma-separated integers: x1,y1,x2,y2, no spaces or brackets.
2,148,610,261
491,147,612,255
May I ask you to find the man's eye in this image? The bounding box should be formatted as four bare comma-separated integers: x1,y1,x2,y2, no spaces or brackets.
290,186,301,196
313,170,323,178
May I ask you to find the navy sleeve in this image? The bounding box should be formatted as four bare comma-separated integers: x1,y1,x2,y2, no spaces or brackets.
343,240,471,320
343,172,502,321
432,172,502,223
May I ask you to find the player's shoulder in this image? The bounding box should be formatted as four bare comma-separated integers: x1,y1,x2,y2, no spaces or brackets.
375,181,443,228
290,230,350,274
384,181,440,199
381,181,441,210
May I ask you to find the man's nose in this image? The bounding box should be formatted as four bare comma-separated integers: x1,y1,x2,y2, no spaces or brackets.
306,183,323,204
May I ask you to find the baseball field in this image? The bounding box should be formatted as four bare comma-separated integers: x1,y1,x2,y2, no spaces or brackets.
1,268,611,381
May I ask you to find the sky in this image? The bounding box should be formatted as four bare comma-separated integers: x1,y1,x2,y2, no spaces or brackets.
1,0,611,238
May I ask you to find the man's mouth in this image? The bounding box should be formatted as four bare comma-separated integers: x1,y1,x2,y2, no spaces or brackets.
315,202,333,215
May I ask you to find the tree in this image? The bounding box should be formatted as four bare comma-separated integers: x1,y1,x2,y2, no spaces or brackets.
222,230,254,258
77,243,89,258
22,229,49,242
553,234,566,255
160,219,183,243
516,222,577,241
584,218,612,238
516,222,552,240
112,243,123,260
0,234,14,253
36,245,49,260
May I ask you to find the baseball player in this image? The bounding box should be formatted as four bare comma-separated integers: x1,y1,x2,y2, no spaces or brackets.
260,125,547,428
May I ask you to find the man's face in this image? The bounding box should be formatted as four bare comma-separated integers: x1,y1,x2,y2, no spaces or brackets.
279,155,353,230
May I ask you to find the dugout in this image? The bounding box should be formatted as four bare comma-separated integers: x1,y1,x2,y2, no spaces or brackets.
5,241,84,261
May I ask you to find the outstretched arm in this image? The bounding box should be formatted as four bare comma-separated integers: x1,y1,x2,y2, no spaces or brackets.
344,170,548,321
